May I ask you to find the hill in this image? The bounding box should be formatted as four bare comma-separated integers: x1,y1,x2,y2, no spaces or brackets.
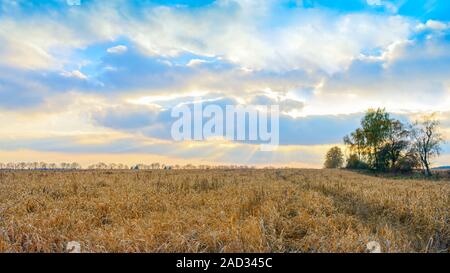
433,166,450,170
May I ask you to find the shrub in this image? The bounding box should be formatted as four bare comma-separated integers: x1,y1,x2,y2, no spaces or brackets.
346,154,369,170
393,153,420,173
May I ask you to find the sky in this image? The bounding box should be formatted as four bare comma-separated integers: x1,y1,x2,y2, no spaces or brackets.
0,0,449,168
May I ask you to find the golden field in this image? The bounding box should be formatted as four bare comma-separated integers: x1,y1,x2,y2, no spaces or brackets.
0,169,448,253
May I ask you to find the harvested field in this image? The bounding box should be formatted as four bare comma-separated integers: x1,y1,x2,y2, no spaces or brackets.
0,169,448,253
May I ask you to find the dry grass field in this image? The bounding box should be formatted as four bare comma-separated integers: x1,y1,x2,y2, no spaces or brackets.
0,169,448,253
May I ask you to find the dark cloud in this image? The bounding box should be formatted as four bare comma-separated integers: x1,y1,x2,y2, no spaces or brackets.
90,98,364,145
322,32,450,106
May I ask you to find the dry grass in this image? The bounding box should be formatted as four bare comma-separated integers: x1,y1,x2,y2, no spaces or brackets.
0,169,448,253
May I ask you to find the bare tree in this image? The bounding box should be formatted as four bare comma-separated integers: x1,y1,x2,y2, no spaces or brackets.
70,162,81,170
18,162,27,170
98,162,108,169
39,162,47,170
410,114,444,176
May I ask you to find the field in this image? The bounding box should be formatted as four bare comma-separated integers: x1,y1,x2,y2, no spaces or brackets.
0,169,448,253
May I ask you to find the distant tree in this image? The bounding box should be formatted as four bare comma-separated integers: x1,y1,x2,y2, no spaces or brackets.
97,162,108,170
18,162,27,170
324,146,344,169
39,162,47,170
70,162,81,170
410,114,444,176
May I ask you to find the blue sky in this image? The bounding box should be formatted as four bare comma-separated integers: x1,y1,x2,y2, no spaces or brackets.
0,0,449,167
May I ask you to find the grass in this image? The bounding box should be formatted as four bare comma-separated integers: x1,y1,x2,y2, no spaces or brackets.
0,169,448,253
349,169,450,181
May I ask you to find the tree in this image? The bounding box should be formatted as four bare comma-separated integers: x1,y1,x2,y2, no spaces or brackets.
393,151,420,173
70,162,81,170
324,146,344,169
345,154,369,169
361,108,392,170
344,128,366,161
344,108,392,170
342,108,424,173
384,120,410,168
410,114,444,176
18,162,27,170
375,119,411,171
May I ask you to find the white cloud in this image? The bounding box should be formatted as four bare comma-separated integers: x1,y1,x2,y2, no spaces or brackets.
60,70,88,80
0,1,414,74
107,45,128,54
366,0,399,13
122,5,412,74
186,59,209,67
416,20,449,31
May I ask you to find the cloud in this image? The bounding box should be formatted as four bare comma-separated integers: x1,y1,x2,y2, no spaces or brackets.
0,0,413,74
107,45,128,54
317,29,450,114
249,95,304,114
186,59,210,67
0,1,420,104
90,97,361,146
365,0,399,13
60,70,88,80
0,66,49,109
417,20,449,31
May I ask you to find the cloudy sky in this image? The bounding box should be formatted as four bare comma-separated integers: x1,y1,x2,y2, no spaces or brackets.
0,0,449,167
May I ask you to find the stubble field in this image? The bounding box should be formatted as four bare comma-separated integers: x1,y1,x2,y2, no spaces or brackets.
0,169,448,253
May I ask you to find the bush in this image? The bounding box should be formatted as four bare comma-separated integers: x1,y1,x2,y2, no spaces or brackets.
393,153,420,173
346,154,369,170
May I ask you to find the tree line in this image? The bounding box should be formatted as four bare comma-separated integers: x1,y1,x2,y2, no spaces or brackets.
324,108,445,176
0,162,257,170
0,162,82,170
